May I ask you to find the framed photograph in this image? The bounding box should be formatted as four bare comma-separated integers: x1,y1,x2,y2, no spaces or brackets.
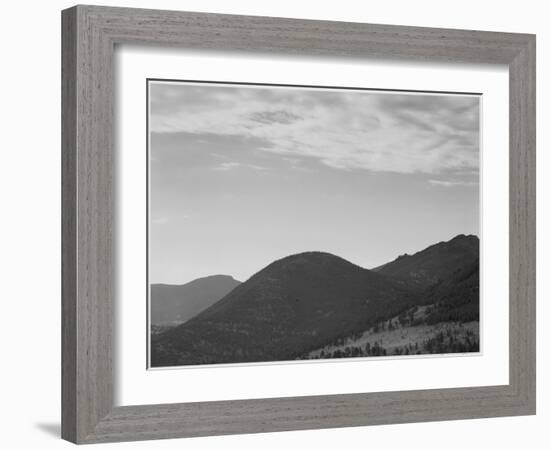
62,5,536,444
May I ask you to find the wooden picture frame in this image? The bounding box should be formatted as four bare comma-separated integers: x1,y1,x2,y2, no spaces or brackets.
61,5,536,444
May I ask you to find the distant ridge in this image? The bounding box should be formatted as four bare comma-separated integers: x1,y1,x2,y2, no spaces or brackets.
373,234,479,288
150,274,240,325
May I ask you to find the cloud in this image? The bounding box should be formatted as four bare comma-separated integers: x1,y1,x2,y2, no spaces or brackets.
213,162,242,171
149,82,480,176
429,179,478,188
249,110,301,125
213,162,267,171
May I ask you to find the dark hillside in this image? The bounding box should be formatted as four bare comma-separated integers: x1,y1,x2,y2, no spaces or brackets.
151,275,241,325
151,235,480,367
152,252,415,366
374,234,479,289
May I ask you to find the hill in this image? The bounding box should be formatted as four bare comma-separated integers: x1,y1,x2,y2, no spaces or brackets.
150,275,241,326
151,252,415,366
373,234,479,289
151,235,480,366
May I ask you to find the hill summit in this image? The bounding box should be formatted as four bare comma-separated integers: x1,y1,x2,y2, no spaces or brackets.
152,252,412,366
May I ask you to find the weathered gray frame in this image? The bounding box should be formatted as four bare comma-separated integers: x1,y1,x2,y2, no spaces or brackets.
61,4,536,444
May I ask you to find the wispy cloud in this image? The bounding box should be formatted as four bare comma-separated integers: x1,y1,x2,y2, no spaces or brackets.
213,162,267,171
213,162,242,171
149,83,480,176
429,179,478,188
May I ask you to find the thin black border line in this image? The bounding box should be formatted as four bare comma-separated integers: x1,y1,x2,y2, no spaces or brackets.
145,77,483,370
147,77,483,96
146,79,150,369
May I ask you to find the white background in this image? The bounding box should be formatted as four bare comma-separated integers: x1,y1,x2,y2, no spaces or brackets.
116,49,509,405
0,1,547,449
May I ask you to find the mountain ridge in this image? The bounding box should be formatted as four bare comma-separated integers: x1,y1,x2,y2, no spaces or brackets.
152,251,415,366
373,234,479,288
150,274,241,326
151,234,480,366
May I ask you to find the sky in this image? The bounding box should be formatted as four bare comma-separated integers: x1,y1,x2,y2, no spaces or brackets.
148,81,480,285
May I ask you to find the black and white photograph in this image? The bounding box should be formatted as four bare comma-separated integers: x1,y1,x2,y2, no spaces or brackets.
148,80,481,368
